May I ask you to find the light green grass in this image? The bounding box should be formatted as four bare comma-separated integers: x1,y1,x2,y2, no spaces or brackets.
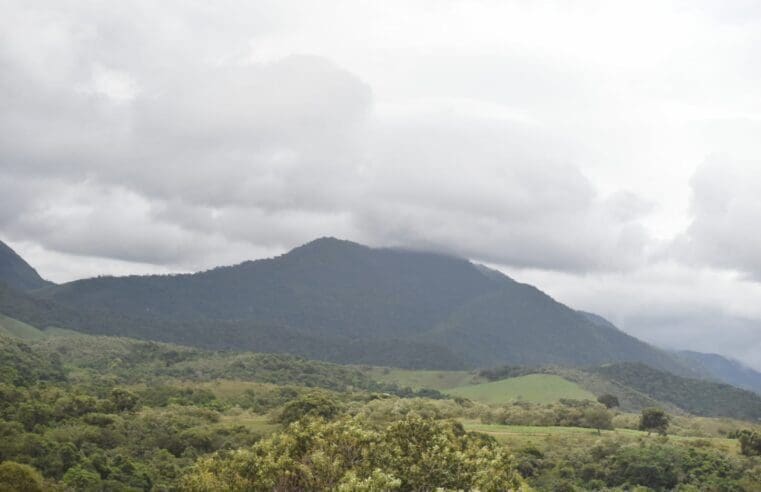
220,411,280,434
0,313,46,340
461,420,741,455
362,367,481,390
446,374,595,404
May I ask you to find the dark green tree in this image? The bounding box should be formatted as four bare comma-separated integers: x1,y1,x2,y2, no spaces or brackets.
596,394,619,409
737,430,761,456
277,393,340,424
638,407,669,436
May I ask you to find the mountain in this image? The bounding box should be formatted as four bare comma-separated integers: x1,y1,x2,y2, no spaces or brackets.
591,362,761,421
0,240,53,291
674,350,761,394
17,237,693,373
0,280,467,369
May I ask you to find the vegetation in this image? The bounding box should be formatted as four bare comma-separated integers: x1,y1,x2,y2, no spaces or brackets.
446,374,595,404
597,393,620,408
0,237,713,374
639,407,670,435
0,241,52,292
737,430,761,456
182,415,527,491
593,362,761,420
0,329,760,490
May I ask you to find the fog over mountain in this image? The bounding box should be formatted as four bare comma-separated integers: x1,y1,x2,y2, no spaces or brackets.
2,1,761,368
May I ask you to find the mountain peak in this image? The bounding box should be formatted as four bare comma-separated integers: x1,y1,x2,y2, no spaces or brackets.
0,240,53,291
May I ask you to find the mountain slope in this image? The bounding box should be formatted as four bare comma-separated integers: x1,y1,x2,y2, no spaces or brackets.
592,362,761,421
674,350,761,394
0,240,52,291
26,237,693,373
0,281,466,369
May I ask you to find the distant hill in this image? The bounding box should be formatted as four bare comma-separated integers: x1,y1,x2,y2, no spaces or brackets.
674,350,761,394
0,240,53,291
592,362,761,421
0,236,757,391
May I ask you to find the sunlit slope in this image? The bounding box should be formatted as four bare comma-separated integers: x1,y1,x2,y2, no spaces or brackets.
445,374,595,404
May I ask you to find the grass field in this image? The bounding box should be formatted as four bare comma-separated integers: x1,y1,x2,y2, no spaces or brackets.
0,313,46,339
362,367,481,390
446,374,595,404
461,420,741,455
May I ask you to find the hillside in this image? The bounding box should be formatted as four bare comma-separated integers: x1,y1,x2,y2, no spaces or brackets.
445,374,595,404
675,350,761,394
592,362,761,421
0,240,53,291
27,237,695,374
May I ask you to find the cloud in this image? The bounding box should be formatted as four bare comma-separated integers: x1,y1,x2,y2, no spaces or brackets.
3,1,761,367
674,159,761,280
0,2,656,277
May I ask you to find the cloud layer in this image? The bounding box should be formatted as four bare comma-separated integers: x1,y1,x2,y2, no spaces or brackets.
2,1,761,367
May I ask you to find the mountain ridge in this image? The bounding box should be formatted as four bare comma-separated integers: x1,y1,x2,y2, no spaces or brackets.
0,240,53,291
1,237,759,391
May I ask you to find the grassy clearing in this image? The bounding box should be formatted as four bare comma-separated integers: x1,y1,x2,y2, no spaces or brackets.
461,420,741,455
0,313,46,339
361,367,481,390
446,374,595,404
221,411,281,434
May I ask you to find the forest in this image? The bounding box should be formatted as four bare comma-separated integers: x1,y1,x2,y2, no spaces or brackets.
1,326,761,491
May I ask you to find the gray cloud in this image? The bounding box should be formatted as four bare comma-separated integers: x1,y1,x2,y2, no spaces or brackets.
2,1,761,368
675,159,761,280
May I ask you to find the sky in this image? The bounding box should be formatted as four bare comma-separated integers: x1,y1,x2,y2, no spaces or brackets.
2,1,761,367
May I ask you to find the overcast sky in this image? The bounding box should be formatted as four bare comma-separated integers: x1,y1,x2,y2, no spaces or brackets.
2,1,761,368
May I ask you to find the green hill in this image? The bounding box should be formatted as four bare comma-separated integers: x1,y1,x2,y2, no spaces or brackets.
446,374,595,404
592,362,761,421
0,313,46,340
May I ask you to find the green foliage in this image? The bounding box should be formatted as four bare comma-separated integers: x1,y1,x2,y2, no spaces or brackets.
582,406,613,434
0,240,52,291
639,407,670,435
3,237,701,373
597,393,619,408
277,393,340,424
0,335,64,386
593,362,761,420
181,415,527,491
0,461,44,492
109,388,140,412
737,430,761,456
482,399,616,431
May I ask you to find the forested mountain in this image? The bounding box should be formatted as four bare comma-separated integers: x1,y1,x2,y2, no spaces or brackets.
592,362,761,421
674,350,761,394
10,238,680,373
1,237,758,387
0,240,53,291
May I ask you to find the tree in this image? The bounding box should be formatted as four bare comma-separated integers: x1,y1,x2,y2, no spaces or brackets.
276,392,340,424
0,461,44,492
597,394,619,409
638,407,669,435
110,388,140,412
181,415,527,491
583,407,613,434
737,430,761,456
